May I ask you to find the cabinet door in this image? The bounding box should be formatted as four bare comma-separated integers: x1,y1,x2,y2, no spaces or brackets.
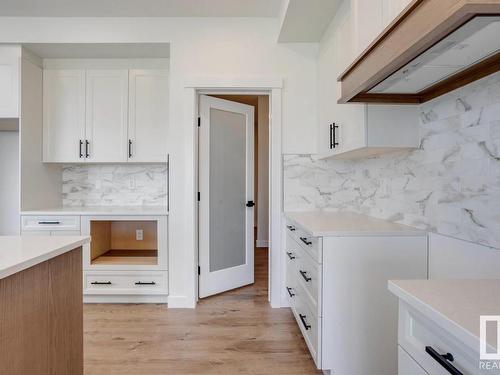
382,0,412,28
0,47,19,118
43,69,86,162
128,70,168,162
85,70,128,163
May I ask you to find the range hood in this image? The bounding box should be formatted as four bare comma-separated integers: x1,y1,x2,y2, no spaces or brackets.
338,0,500,104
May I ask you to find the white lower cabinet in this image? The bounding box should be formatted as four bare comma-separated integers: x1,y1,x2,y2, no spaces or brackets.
399,346,429,375
284,219,427,374
20,213,169,303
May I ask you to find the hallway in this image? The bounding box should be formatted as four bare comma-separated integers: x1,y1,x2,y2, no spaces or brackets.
84,248,320,374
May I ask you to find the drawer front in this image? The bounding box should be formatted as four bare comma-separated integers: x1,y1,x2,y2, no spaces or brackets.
285,220,322,263
398,345,429,375
286,233,321,311
291,287,321,366
22,215,81,231
399,301,492,375
84,271,168,295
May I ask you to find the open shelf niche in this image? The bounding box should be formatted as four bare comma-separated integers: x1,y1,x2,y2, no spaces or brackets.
90,220,158,266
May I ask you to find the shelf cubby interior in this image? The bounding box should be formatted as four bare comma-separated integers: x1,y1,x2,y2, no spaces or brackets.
90,220,158,266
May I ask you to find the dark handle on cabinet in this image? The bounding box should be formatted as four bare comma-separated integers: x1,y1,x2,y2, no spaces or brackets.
299,314,311,330
299,270,312,282
300,237,312,246
330,123,339,149
85,140,90,158
425,346,463,375
91,281,112,285
246,201,255,207
135,281,156,285
286,225,296,231
38,221,61,225
286,252,296,260
128,139,133,158
286,287,295,297
79,140,84,158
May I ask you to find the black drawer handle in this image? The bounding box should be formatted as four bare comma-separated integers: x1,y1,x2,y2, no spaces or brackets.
79,140,84,158
85,140,90,158
286,225,296,231
425,346,463,375
135,281,156,285
300,237,312,246
286,252,296,260
286,287,295,297
299,314,311,330
299,270,312,282
91,281,112,285
128,139,133,158
38,221,61,225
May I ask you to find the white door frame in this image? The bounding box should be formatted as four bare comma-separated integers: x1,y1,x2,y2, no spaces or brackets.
185,78,283,308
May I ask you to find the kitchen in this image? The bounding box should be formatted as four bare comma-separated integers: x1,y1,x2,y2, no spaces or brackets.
1,0,500,374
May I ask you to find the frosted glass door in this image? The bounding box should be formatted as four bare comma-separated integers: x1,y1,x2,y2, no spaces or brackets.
199,95,254,298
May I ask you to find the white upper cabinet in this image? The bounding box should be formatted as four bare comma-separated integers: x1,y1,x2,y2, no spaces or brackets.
317,0,419,160
42,66,168,163
0,46,20,118
85,70,128,163
43,69,86,162
128,70,168,162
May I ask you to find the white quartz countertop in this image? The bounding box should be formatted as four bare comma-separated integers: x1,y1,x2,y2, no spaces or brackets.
389,279,500,351
0,236,90,279
21,206,168,216
285,211,426,237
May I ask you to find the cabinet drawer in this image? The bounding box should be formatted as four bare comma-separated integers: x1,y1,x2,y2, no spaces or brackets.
286,233,321,311
84,271,168,295
291,289,321,366
21,215,81,231
285,220,322,263
399,301,489,375
398,345,428,375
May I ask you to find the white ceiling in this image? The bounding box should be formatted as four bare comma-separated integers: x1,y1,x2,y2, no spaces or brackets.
23,43,170,58
0,0,282,17
278,0,341,42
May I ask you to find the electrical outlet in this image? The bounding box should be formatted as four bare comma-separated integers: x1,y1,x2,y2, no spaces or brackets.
129,177,136,189
136,229,143,241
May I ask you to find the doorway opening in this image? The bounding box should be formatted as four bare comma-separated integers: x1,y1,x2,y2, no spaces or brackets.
197,93,270,300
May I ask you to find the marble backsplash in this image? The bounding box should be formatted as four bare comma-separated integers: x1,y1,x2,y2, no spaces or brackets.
285,72,500,249
62,164,167,206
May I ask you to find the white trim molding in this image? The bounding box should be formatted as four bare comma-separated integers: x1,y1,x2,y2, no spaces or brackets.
184,77,283,89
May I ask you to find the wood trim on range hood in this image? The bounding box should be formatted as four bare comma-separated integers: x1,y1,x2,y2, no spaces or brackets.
338,0,500,104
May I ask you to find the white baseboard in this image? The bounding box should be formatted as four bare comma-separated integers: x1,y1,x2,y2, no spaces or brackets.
256,240,268,248
167,295,196,308
84,294,169,304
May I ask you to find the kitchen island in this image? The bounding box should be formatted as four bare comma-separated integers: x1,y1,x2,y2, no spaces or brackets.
0,235,90,375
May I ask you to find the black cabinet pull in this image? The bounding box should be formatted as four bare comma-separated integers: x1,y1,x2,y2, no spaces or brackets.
85,140,90,158
300,237,312,246
299,314,311,330
330,123,339,149
286,252,296,260
425,346,463,375
299,270,312,282
38,221,61,225
246,201,255,207
286,225,296,231
286,287,295,297
79,140,84,158
128,139,133,158
91,281,112,285
135,281,156,285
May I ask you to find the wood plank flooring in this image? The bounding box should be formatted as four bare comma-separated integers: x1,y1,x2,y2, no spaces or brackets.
84,248,320,374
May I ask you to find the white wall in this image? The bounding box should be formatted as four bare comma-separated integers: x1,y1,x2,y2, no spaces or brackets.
0,131,20,235
257,95,269,247
0,17,318,307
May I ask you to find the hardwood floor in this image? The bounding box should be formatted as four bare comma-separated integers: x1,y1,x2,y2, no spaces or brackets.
84,248,320,374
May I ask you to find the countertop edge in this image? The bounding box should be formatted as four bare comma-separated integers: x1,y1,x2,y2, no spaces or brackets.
388,280,480,354
0,237,90,280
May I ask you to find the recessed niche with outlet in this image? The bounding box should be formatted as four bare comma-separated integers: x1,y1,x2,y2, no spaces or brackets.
89,220,158,266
